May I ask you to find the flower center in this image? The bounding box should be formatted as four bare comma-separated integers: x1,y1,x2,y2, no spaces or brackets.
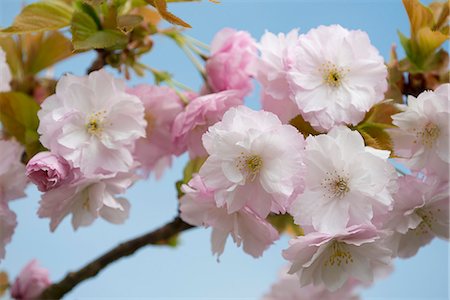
414,207,440,235
236,153,263,182
324,241,353,267
413,122,440,148
321,170,350,199
86,110,107,137
320,62,349,88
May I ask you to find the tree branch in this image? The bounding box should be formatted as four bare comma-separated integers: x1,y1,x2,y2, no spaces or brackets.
39,217,194,299
87,49,109,74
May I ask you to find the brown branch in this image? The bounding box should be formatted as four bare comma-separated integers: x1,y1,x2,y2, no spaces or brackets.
87,49,109,74
39,217,194,299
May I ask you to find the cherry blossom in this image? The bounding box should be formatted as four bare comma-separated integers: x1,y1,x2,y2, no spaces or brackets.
0,202,16,261
389,84,449,179
26,152,73,192
199,106,305,218
11,260,51,300
0,139,27,203
205,28,257,97
180,175,279,258
262,266,360,300
385,175,449,258
283,224,392,291
172,90,242,158
288,25,388,131
0,46,12,92
127,85,184,178
37,69,146,176
256,29,301,123
38,172,135,231
289,126,397,234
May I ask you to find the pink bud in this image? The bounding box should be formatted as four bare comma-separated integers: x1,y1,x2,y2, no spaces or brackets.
26,152,72,192
11,260,51,300
205,28,257,97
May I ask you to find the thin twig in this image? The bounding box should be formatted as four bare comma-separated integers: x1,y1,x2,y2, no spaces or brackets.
87,49,109,74
39,217,194,299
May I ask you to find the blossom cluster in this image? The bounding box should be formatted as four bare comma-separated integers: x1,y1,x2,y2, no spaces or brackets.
176,25,449,296
1,22,448,297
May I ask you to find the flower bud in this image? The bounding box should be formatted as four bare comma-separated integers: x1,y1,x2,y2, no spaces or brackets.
11,260,51,300
26,152,72,192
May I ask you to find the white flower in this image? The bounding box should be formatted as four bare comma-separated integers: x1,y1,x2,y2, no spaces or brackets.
180,175,279,258
287,25,388,131
0,139,27,203
38,172,135,231
199,106,305,218
37,69,146,175
389,83,449,178
256,29,301,123
282,224,392,292
262,266,360,300
385,175,449,258
290,126,397,234
0,47,12,92
0,202,16,261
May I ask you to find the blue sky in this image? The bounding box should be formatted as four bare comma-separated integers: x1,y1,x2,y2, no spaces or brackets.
0,0,448,299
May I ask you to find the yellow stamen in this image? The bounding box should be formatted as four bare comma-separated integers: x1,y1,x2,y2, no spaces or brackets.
324,241,354,267
236,153,263,182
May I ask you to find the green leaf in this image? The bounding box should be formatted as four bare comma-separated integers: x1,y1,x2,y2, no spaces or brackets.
146,0,191,28
71,10,99,43
357,123,394,153
183,157,206,182
83,0,106,5
267,214,304,236
117,15,143,33
398,30,414,62
27,31,73,74
416,27,448,60
76,2,102,29
0,92,45,160
73,29,128,50
289,114,321,137
0,272,8,298
402,0,435,36
0,36,24,78
1,0,73,34
362,101,401,126
176,157,206,198
71,9,127,50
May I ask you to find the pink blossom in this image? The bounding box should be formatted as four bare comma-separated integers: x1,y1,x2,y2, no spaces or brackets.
199,106,305,218
0,202,16,261
384,175,449,258
0,139,27,203
180,175,279,258
205,28,257,97
256,30,301,123
26,151,73,192
283,224,392,291
127,85,184,178
262,266,360,300
172,90,242,158
38,172,135,231
10,260,51,300
389,84,449,179
0,46,12,92
37,69,146,176
289,126,397,234
287,25,388,132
